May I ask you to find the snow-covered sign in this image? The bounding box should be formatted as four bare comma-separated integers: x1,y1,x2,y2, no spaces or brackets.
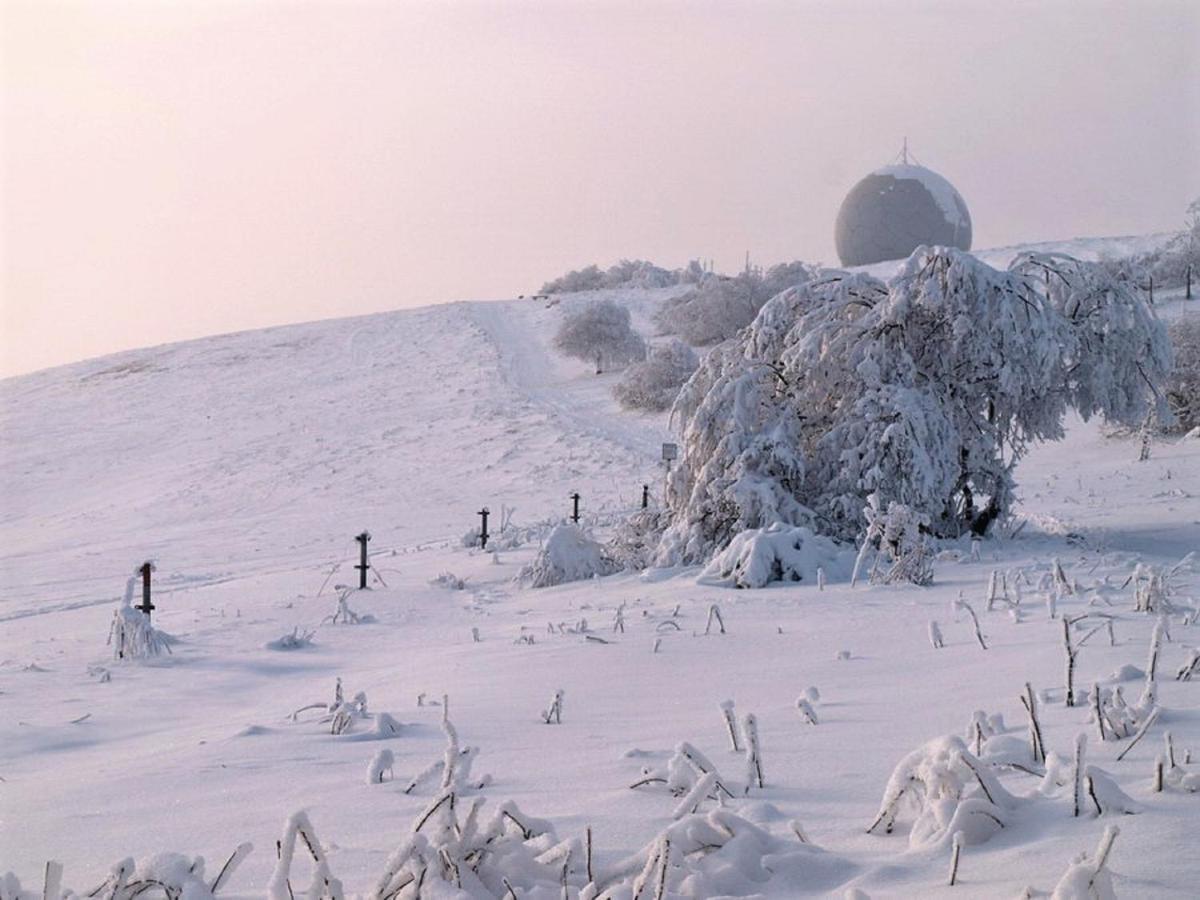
661,442,678,462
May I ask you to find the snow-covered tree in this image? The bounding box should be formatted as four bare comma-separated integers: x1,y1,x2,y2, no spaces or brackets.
540,264,605,294
654,247,1170,566
1165,315,1200,433
553,299,646,373
541,259,675,294
656,262,818,346
612,339,699,411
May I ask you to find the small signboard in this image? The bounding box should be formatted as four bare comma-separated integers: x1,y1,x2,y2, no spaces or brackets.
661,442,678,462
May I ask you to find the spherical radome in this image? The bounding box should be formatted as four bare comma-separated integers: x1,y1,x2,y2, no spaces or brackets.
835,163,972,267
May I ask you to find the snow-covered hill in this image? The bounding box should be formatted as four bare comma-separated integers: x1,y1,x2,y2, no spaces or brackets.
1,242,1198,898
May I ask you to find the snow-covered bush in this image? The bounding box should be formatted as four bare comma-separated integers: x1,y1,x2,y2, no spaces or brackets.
429,571,467,590
613,339,699,411
1165,315,1200,433
540,264,605,294
1100,198,1199,291
541,259,675,294
1,846,253,900
108,574,173,660
607,508,669,571
656,262,819,347
656,248,1171,565
599,258,676,289
265,626,316,651
853,498,934,586
868,734,1018,849
699,523,848,589
519,524,620,588
553,299,646,373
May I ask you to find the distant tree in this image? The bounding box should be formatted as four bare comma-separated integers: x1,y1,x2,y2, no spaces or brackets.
1165,315,1200,433
541,259,676,294
657,262,818,346
541,265,605,295
613,339,699,411
654,248,1171,566
554,299,646,374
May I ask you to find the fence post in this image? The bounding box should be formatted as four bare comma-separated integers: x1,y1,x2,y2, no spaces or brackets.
642,484,649,509
570,492,581,524
137,562,155,620
478,507,490,550
355,531,371,589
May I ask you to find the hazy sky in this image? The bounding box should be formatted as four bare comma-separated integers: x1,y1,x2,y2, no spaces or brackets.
3,0,1198,376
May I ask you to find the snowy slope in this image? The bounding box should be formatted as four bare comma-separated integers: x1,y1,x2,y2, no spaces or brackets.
1,247,1199,898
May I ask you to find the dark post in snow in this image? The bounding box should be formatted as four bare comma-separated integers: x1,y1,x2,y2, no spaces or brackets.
570,492,581,524
1188,264,1193,300
354,531,371,590
1148,275,1154,305
137,562,155,621
642,484,650,509
478,507,490,550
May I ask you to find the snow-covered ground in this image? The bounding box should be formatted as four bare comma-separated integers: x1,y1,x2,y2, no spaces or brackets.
1,242,1198,898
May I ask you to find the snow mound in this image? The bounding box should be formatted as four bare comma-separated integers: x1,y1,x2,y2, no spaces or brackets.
700,524,850,589
519,524,620,588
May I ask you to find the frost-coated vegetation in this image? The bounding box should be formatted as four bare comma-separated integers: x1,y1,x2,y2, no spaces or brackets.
107,573,173,660
656,262,819,346
553,299,646,373
1165,315,1199,433
613,339,699,412
518,523,620,588
698,523,847,589
1101,198,1199,291
540,259,676,294
656,247,1171,565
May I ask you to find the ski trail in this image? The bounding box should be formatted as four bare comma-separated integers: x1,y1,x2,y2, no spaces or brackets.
466,299,671,467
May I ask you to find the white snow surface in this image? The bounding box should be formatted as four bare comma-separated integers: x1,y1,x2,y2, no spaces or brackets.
1,246,1199,897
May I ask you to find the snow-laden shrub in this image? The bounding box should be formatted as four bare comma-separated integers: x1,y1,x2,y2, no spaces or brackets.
553,299,646,373
657,262,819,347
541,259,675,294
657,248,1171,564
853,498,934,586
600,258,676,290
519,524,620,588
868,734,1019,849
607,508,669,571
430,571,467,590
540,264,605,294
1165,315,1200,433
1,845,253,900
108,574,173,660
613,339,699,412
1049,825,1120,900
265,626,316,651
1100,198,1198,291
699,523,848,589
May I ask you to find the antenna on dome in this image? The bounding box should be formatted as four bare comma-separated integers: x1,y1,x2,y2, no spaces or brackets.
901,137,908,165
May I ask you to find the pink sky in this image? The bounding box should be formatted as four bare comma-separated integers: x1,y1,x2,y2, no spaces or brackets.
3,0,1198,376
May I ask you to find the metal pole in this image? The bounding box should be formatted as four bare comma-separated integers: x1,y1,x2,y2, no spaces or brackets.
478,508,490,550
355,532,371,589
1148,274,1154,305
570,492,581,524
137,562,155,620
642,484,649,509
1188,264,1193,300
